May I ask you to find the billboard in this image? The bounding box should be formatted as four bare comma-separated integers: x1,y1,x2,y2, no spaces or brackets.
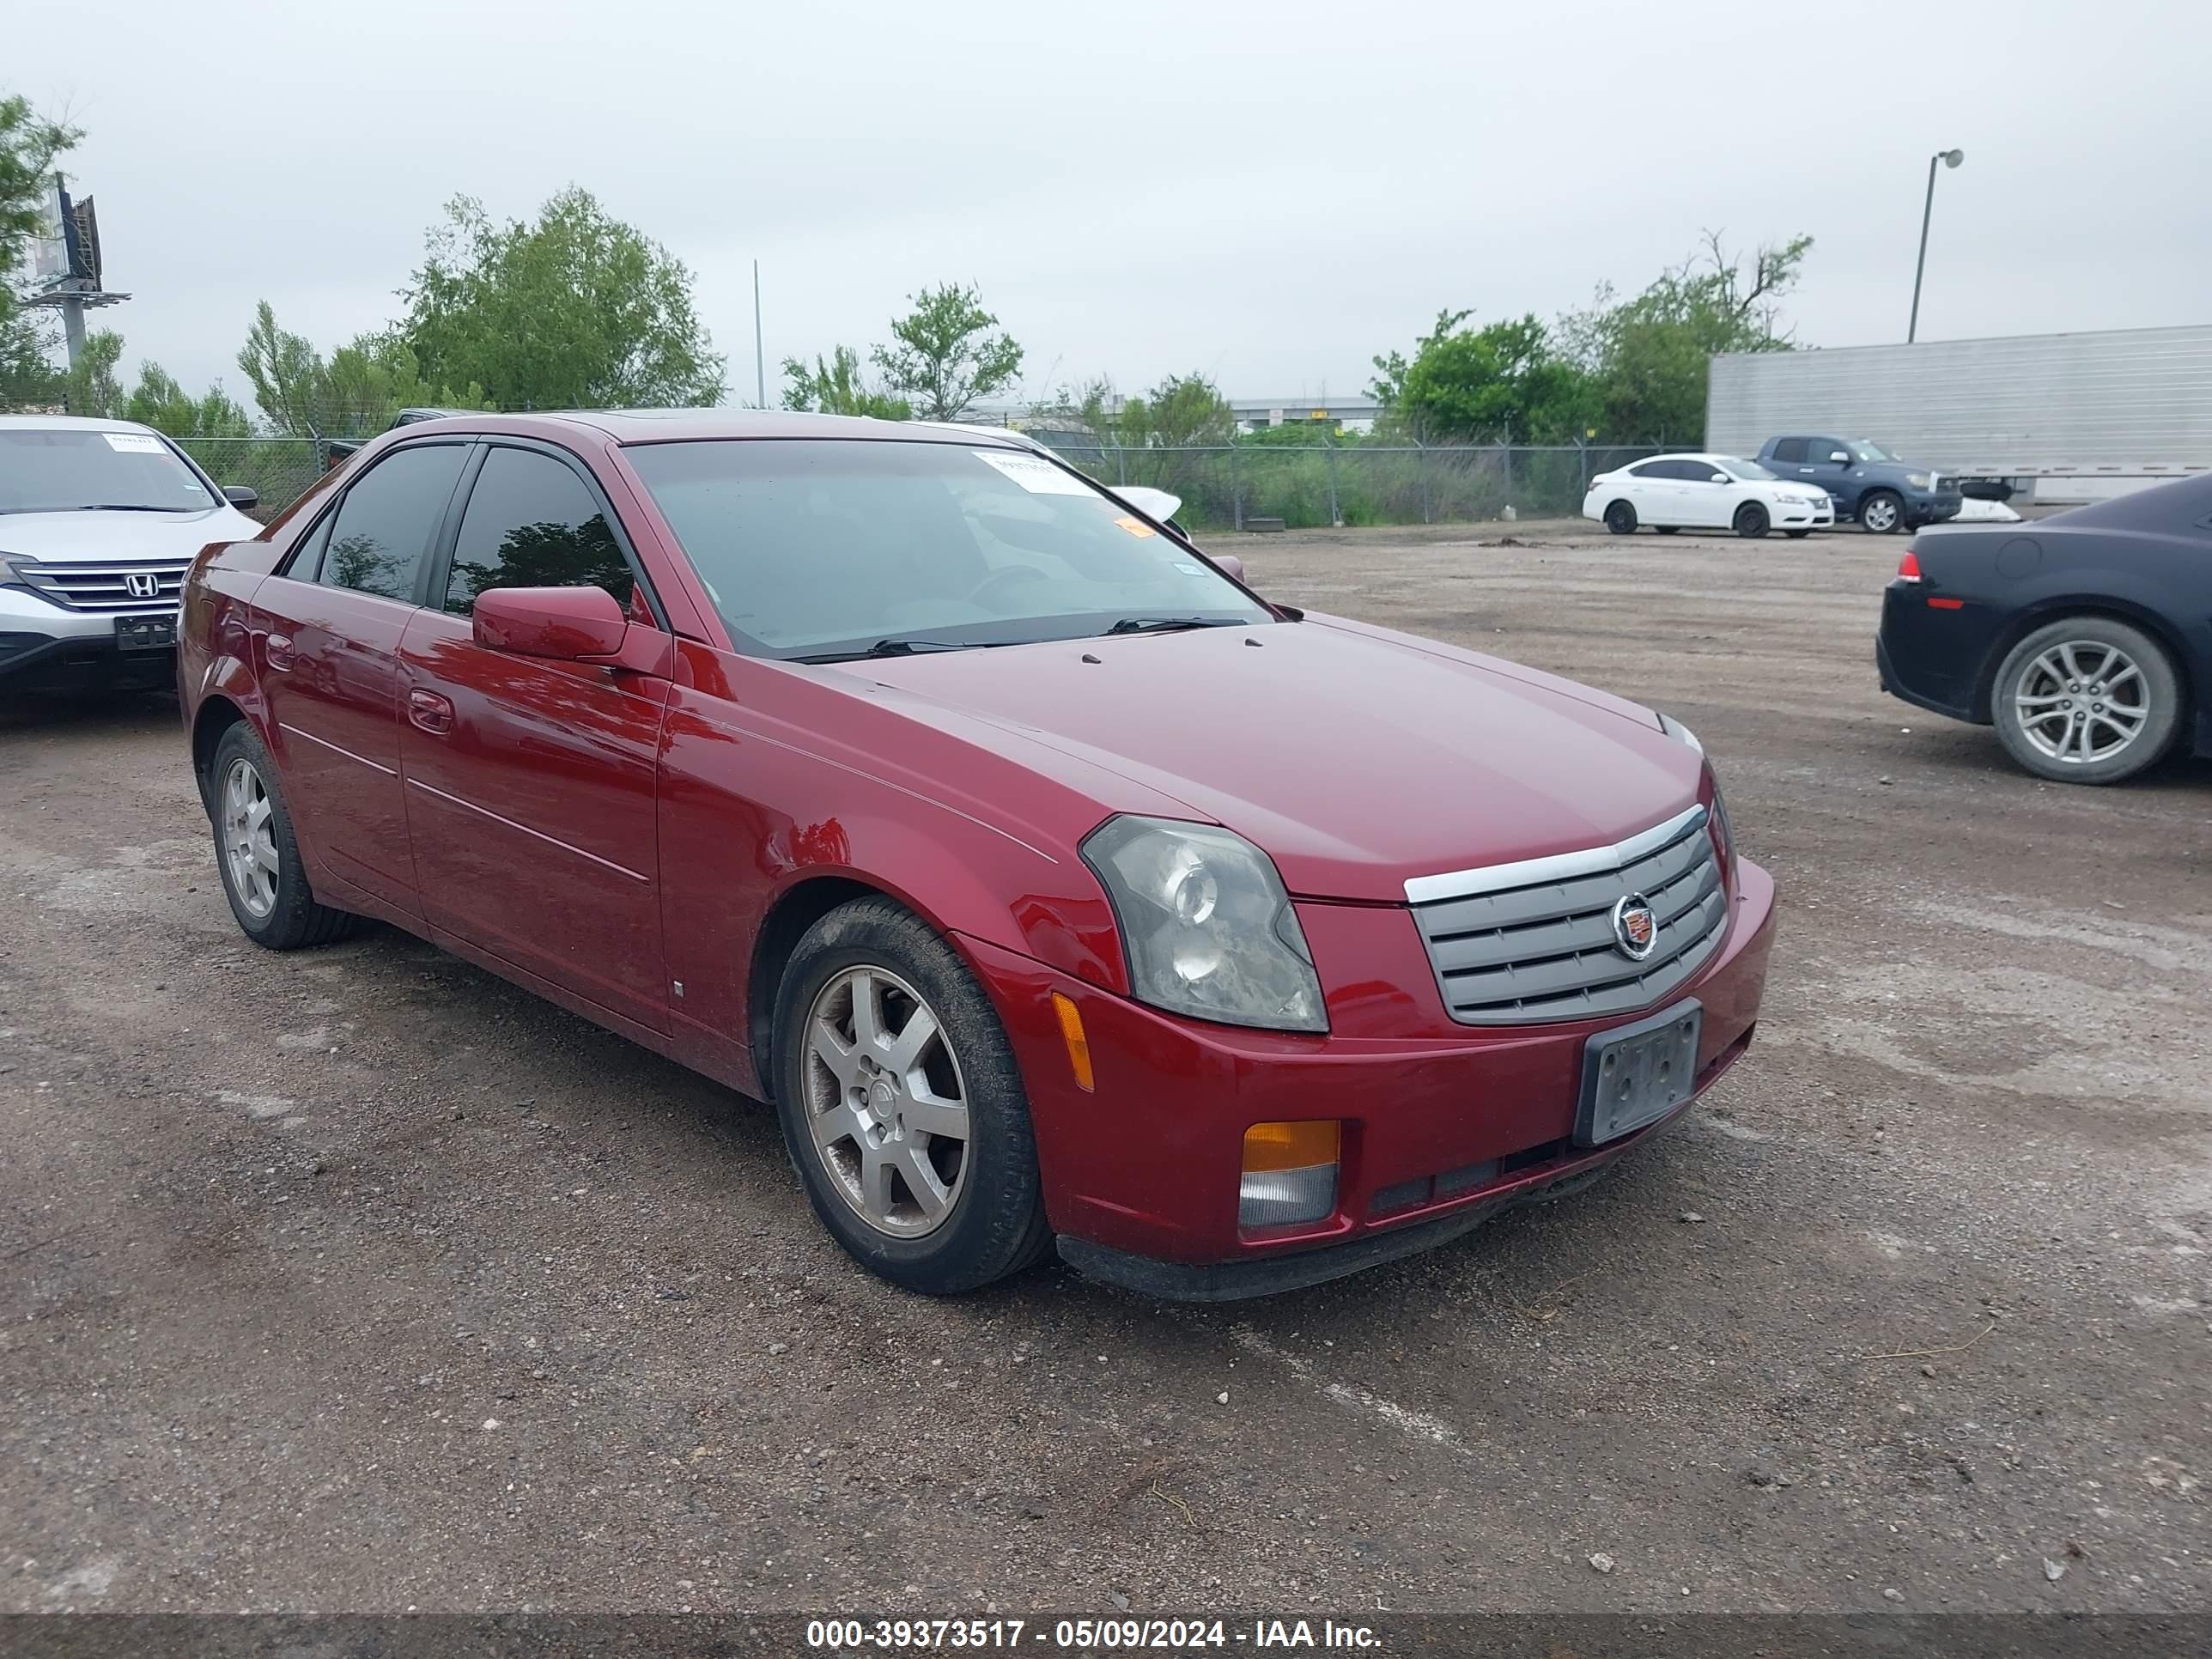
27,180,101,289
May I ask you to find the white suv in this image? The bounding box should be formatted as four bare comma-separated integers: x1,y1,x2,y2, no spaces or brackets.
1,415,264,693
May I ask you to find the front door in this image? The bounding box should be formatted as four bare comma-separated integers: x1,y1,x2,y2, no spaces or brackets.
396,442,673,1031
249,441,471,915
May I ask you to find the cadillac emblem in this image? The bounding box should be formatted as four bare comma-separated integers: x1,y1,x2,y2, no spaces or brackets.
1611,893,1658,961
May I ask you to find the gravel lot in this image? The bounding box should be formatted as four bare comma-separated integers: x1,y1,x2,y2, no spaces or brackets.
3,520,2208,1617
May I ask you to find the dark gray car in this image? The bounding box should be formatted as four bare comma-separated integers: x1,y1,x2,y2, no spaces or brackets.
1758,435,1965,533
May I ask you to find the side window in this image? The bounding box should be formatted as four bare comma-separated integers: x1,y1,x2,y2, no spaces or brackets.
290,512,334,580
1814,439,1848,464
1676,460,1720,483
1628,460,1668,479
445,447,635,617
1770,438,1807,464
318,444,469,603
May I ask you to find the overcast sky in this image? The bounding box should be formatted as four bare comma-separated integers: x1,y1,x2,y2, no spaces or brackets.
13,0,2207,408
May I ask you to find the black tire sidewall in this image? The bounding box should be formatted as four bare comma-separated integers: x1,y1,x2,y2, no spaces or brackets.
1990,618,2182,784
1605,501,1637,534
771,897,1047,1294
209,724,335,947
1735,503,1770,538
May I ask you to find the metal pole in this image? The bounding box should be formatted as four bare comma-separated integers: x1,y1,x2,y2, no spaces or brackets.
1230,444,1243,532
1325,439,1341,527
1419,441,1431,526
753,260,766,407
61,297,87,372
1909,155,1939,343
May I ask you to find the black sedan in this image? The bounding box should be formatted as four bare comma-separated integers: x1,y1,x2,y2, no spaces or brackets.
1877,475,2212,784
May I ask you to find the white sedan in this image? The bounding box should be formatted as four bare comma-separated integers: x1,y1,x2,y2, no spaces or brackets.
1583,453,1835,539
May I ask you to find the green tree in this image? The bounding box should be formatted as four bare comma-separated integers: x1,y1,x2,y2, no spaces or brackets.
1559,230,1812,443
62,326,124,417
237,301,484,436
1,95,80,407
872,282,1023,422
400,189,724,410
1115,373,1236,447
1378,313,1595,443
123,362,252,438
781,344,911,419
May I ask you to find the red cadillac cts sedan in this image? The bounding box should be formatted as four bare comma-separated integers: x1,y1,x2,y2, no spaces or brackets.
177,411,1776,1300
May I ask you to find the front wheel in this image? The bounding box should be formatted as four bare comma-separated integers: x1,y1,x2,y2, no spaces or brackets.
1602,500,1638,535
1859,489,1905,534
208,723,357,949
771,896,1051,1294
1990,617,2181,784
1734,501,1771,539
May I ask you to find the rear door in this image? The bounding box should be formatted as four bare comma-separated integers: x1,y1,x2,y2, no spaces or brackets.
1625,459,1681,522
248,441,471,915
1801,437,1852,507
396,441,675,1031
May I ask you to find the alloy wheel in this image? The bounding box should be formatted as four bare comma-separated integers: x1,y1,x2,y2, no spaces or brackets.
222,757,279,919
1861,495,1901,533
800,966,971,1238
2011,640,2151,766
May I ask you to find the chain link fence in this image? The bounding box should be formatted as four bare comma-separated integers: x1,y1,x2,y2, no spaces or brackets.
1043,443,1666,532
172,437,329,522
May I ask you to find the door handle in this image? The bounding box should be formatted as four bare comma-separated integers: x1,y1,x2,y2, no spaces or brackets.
408,688,455,735
264,632,295,672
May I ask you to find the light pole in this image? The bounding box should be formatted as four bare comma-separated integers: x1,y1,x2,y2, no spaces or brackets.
1908,148,1964,343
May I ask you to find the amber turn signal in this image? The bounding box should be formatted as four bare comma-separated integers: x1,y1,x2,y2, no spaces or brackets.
1049,992,1094,1091
1242,1119,1341,1174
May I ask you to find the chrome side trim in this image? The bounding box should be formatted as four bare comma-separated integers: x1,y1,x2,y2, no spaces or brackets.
1403,803,1708,906
405,778,651,884
277,721,398,778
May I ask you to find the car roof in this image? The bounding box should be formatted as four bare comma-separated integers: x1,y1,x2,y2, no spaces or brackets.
0,412,163,436
381,408,1037,447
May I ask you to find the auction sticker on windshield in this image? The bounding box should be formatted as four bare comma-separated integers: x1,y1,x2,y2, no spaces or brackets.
104,432,166,453
971,449,1094,495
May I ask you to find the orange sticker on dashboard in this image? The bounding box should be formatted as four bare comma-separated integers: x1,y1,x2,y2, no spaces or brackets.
1114,515,1157,538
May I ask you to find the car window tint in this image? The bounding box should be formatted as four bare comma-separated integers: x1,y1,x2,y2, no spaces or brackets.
446,447,633,617
318,445,468,603
1628,460,1668,478
290,512,334,580
1770,438,1807,464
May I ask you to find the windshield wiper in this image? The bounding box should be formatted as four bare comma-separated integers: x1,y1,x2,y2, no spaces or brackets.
45,504,194,514
1102,616,1243,636
794,636,978,664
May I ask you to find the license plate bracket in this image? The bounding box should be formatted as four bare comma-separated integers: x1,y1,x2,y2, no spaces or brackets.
1575,1000,1703,1146
114,615,177,653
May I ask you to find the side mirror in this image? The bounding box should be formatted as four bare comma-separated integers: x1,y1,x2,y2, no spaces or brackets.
222,484,260,509
1710,472,1731,485
1827,450,1850,465
1211,552,1246,583
472,586,629,661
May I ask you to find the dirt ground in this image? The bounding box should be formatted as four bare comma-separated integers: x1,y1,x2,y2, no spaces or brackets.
3,520,2208,1618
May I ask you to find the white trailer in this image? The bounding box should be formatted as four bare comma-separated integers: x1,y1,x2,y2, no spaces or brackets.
1705,324,2212,503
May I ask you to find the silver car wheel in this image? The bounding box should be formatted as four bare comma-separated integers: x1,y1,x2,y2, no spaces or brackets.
1861,495,1901,533
801,966,970,1239
222,757,280,918
2012,640,2150,766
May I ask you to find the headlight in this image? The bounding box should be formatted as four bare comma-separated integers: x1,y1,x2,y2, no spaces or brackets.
1905,471,1931,489
1081,817,1328,1033
1656,712,1703,754
1705,765,1738,880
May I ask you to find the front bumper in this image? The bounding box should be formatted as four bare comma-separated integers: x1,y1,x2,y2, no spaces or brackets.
1905,489,1964,526
963,857,1777,1299
1776,498,1834,528
0,589,181,692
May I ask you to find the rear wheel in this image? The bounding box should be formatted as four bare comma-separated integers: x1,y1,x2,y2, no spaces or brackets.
772,896,1050,1294
1859,489,1905,534
1734,501,1771,539
209,723,357,949
1603,500,1638,535
1991,617,2181,784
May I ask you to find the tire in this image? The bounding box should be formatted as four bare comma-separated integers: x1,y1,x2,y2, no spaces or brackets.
208,723,358,949
1602,500,1638,535
771,896,1051,1295
1784,529,1811,540
1654,525,1680,536
1734,501,1771,539
1859,489,1905,534
1990,617,2183,785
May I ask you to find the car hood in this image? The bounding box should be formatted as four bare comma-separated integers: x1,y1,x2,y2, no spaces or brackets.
0,505,263,562
848,614,1704,902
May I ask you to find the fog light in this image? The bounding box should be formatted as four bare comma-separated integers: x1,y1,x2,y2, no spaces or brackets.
1239,1120,1340,1228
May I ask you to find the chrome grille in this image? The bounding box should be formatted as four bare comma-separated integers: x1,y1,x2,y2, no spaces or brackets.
1407,805,1727,1026
9,558,191,614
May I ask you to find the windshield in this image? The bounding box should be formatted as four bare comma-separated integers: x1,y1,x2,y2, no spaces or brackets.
1718,457,1780,481
0,428,220,514
624,439,1270,659
1849,441,1897,463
